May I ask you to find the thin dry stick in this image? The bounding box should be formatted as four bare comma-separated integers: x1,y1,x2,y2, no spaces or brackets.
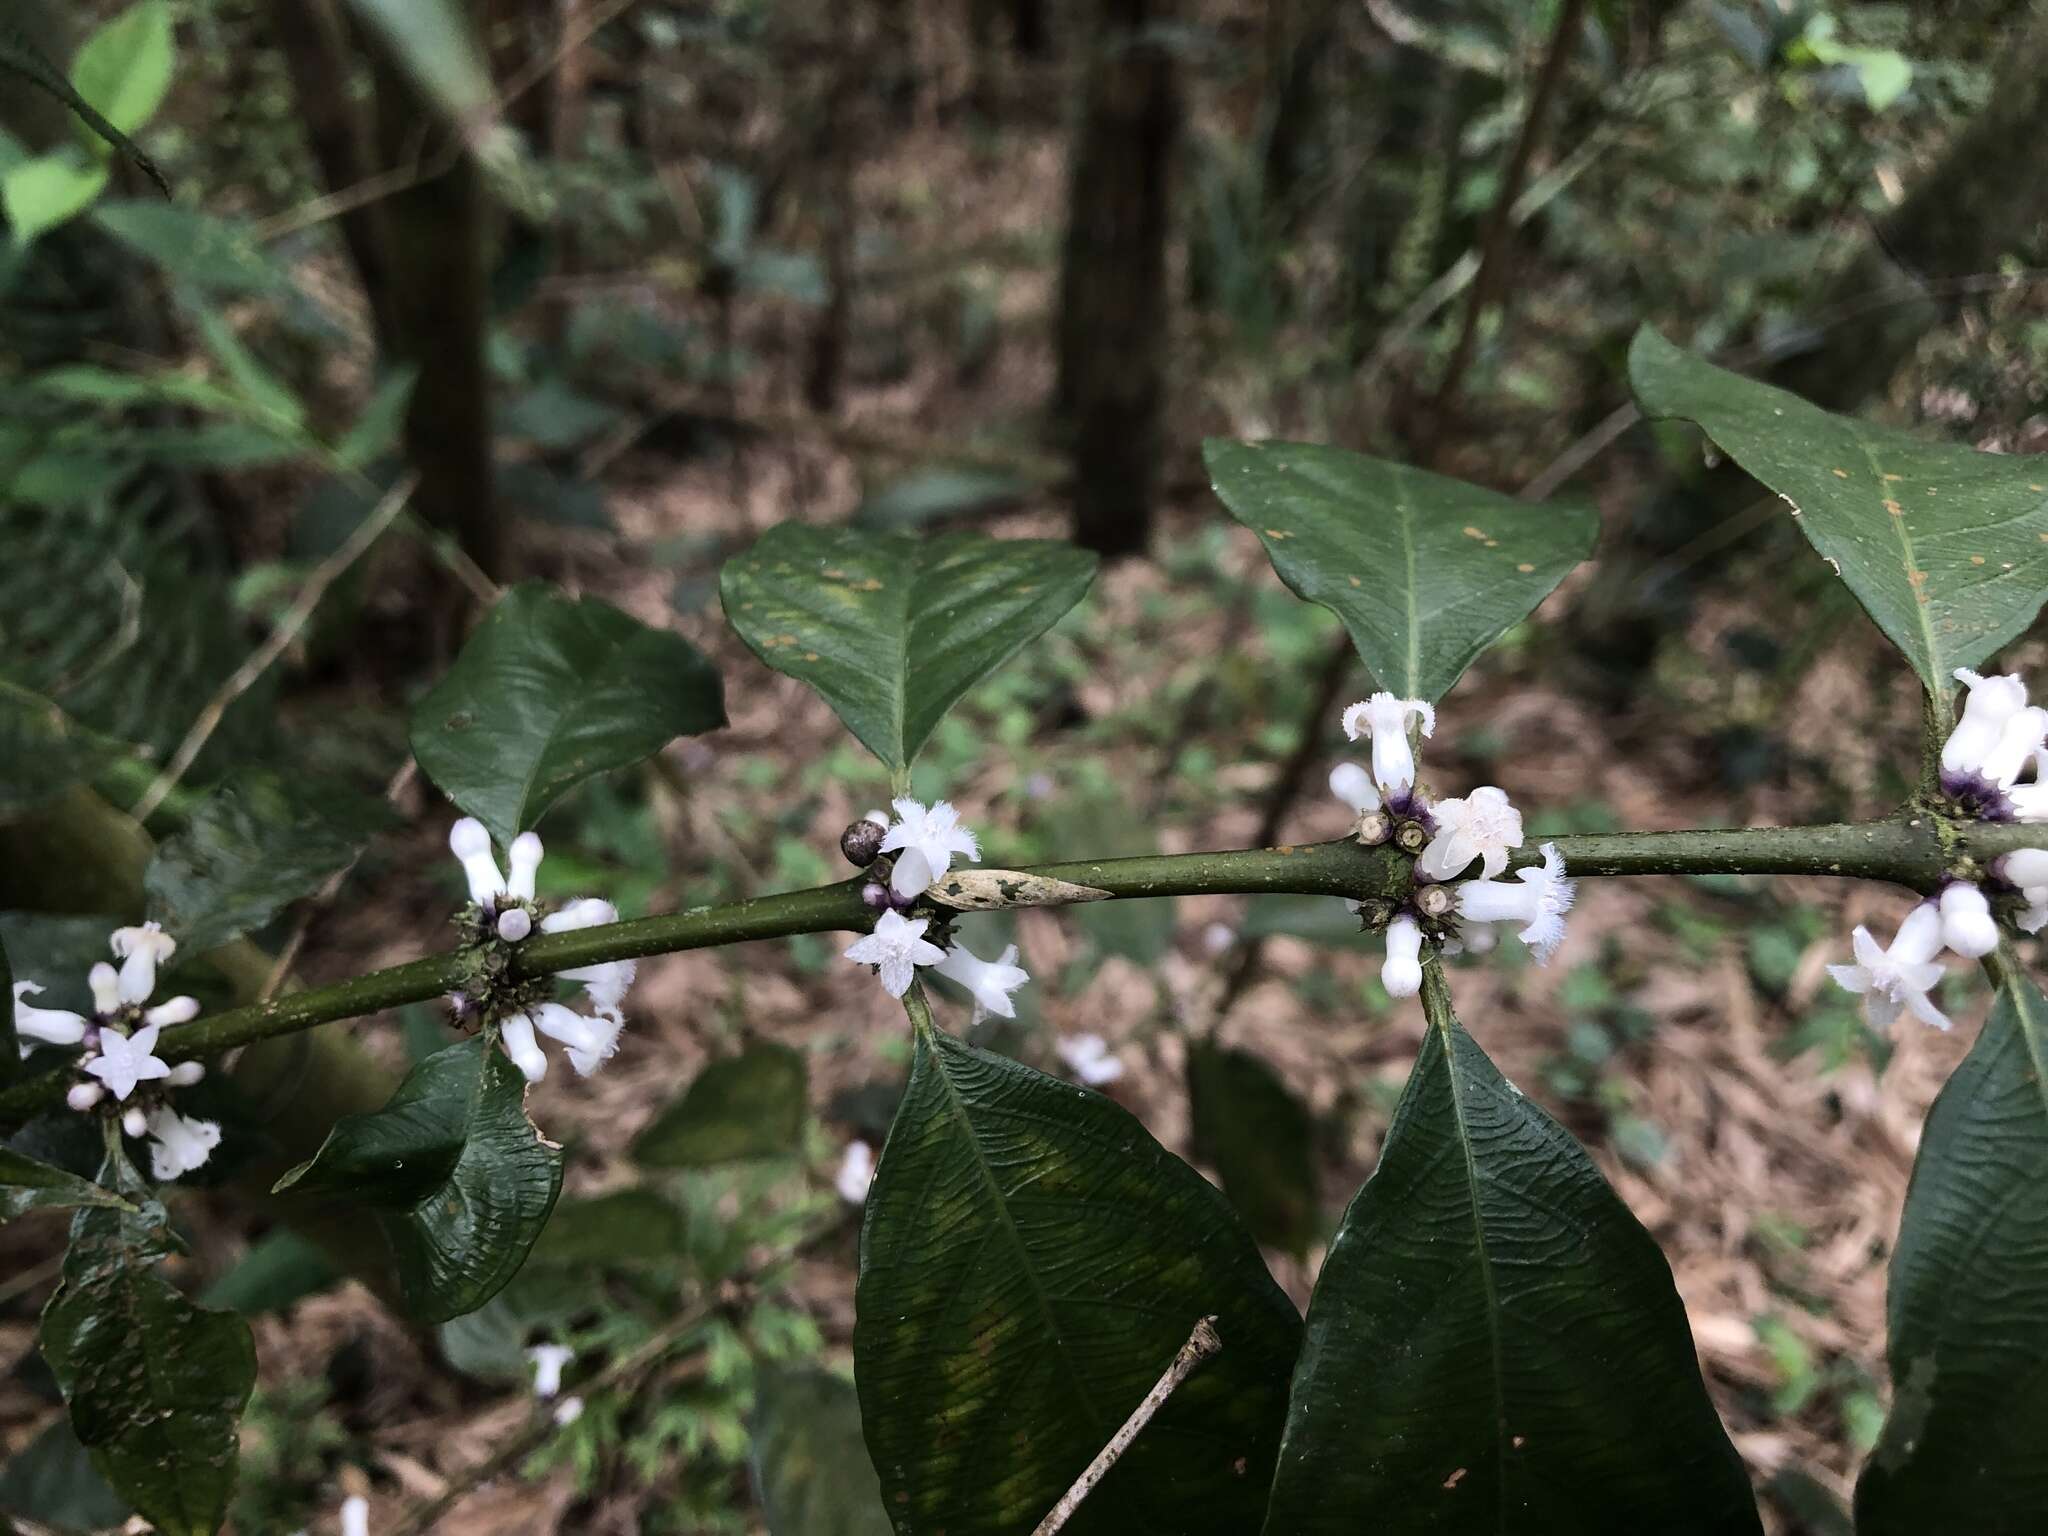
1031,1316,1225,1536
131,473,417,823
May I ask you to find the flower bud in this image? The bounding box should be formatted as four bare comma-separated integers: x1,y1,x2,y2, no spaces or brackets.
67,1082,105,1113
861,882,893,911
166,1060,205,1087
841,818,887,867
497,907,533,942
122,1106,149,1139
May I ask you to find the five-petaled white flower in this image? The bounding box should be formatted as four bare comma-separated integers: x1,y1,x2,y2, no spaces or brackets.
843,910,945,998
84,1022,171,1101
1416,786,1523,883
1828,904,1950,1031
1943,669,2031,778
1454,843,1575,963
932,941,1030,1023
528,1343,574,1399
1055,1032,1124,1086
1342,693,1435,796
1381,915,1424,998
836,1140,876,1204
878,798,981,899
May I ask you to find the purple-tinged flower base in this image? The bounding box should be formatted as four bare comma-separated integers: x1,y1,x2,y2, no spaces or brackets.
1939,769,2015,822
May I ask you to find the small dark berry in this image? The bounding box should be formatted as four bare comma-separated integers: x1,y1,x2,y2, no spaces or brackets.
841,818,888,867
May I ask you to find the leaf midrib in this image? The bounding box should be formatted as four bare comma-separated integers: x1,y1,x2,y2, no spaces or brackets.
1850,428,1947,698
1439,1022,1512,1534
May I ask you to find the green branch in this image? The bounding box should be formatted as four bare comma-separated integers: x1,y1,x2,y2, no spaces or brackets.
2,815,2041,1130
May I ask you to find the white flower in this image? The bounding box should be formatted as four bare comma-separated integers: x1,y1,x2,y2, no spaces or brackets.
932,941,1029,1022
497,1011,550,1083
109,923,176,1007
122,1105,149,1139
1943,668,2030,777
2011,782,2048,822
13,981,88,1047
1341,693,1435,795
1454,842,1575,962
843,910,945,998
836,1141,876,1204
67,1082,105,1112
529,1001,622,1077
144,1108,221,1181
2019,889,2048,935
84,1023,171,1101
1055,1032,1124,1086
507,832,544,901
1938,882,1999,958
878,798,981,899
552,1396,584,1427
1416,786,1524,882
538,898,635,1019
1977,706,2048,789
449,817,508,904
145,996,201,1027
341,1495,370,1536
1827,904,1950,1031
88,962,121,1017
2001,848,2048,889
496,908,533,942
1381,914,1424,997
1328,762,1381,814
528,1343,574,1399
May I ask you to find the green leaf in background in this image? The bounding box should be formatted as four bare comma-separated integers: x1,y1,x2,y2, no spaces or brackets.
0,1146,131,1223
750,1367,894,1536
410,583,726,847
1854,958,2048,1533
0,927,15,1084
192,308,305,434
632,1042,807,1167
94,201,283,295
1629,326,2048,702
852,466,1033,531
1187,1039,1320,1260
1263,962,1761,1534
273,1037,563,1323
332,365,419,471
0,1418,131,1535
70,2,174,141
198,1229,342,1316
0,681,126,819
1203,439,1597,703
344,0,495,127
720,526,1097,777
529,1187,691,1267
855,1020,1303,1535
0,17,166,193
143,769,398,954
40,1157,256,1536
2,153,108,245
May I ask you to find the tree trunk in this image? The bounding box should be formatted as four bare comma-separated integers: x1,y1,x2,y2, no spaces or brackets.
1056,0,1181,559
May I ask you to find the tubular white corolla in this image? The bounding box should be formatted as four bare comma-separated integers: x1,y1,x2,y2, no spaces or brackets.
497,1011,551,1082
1381,915,1424,998
449,817,508,905
1416,786,1523,882
144,1108,222,1180
1938,882,1999,959
1975,706,2048,789
1341,693,1436,796
341,1495,370,1536
528,1343,574,1400
1329,762,1381,814
878,798,982,899
1453,843,1575,962
529,1001,622,1076
507,832,544,901
836,1141,876,1204
932,941,1030,1022
109,923,176,1007
843,909,946,998
539,897,635,1018
12,982,88,1048
1827,904,1950,1031
1943,669,2031,776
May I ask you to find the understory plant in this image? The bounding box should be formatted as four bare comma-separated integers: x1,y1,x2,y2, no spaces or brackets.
7,326,2048,1536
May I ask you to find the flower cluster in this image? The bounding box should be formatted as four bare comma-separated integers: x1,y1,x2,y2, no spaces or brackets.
447,818,637,1083
1332,691,1576,998
1829,666,2048,1031
13,922,219,1181
839,799,1033,1021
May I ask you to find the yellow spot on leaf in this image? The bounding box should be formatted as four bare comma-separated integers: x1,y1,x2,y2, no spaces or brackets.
1265,529,1292,540
1972,555,1987,565
1883,473,1902,482
852,578,884,592
1516,562,1535,573
1348,575,1361,587
1462,526,1487,540
1884,499,1903,516
1831,468,1849,478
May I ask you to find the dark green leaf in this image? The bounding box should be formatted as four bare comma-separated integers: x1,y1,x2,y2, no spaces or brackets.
750,1367,893,1536
529,1187,690,1266
1203,439,1596,703
143,770,397,953
1263,963,1760,1534
0,1147,131,1223
198,1230,341,1316
1187,1040,1320,1260
855,1020,1302,1535
0,1418,131,1534
1854,960,2048,1533
0,21,166,194
1629,327,2048,698
0,927,15,1084
94,201,284,295
410,583,725,846
852,467,1032,531
632,1042,807,1167
40,1158,256,1536
273,1037,563,1323
332,366,418,471
720,527,1096,775
0,680,127,818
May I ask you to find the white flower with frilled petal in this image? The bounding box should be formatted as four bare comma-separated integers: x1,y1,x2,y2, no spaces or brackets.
932,941,1029,1023
1827,904,1950,1031
13,981,88,1049
538,897,636,1020
1341,693,1435,796
843,910,945,998
109,923,177,1008
1454,843,1575,962
528,1344,574,1399
878,799,982,899
143,1108,222,1180
1416,786,1523,883
1055,1032,1124,1086
1943,669,2030,777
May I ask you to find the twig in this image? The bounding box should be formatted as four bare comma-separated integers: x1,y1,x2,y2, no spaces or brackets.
131,474,417,823
1030,1316,1224,1536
